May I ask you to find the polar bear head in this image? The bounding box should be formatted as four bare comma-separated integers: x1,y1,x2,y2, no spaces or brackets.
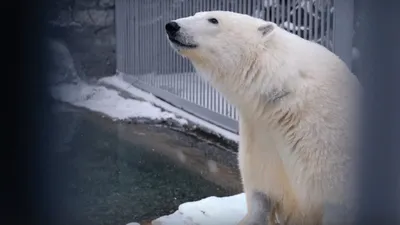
164,11,284,105
165,11,278,72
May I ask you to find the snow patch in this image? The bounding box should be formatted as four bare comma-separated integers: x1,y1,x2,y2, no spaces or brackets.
99,74,239,143
50,81,188,124
149,193,246,225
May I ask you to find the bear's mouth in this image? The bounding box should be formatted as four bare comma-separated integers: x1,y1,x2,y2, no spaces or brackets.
168,37,197,48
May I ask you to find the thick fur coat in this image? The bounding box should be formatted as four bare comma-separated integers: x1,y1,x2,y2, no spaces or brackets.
166,11,362,225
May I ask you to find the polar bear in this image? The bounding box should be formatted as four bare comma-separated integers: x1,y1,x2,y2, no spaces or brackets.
165,11,362,225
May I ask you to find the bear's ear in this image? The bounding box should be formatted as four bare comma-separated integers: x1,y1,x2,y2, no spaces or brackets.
258,22,275,37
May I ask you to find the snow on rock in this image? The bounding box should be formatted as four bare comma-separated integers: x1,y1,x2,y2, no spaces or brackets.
50,81,188,125
99,74,239,143
134,193,246,225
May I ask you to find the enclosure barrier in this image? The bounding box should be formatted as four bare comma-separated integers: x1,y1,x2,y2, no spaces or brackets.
115,0,354,133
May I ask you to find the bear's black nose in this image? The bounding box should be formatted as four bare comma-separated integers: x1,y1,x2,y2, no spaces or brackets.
165,21,180,36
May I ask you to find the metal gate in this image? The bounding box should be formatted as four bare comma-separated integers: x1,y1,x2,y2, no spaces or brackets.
115,0,354,133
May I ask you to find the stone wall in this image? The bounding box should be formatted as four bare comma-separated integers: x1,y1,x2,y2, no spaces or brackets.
47,0,116,84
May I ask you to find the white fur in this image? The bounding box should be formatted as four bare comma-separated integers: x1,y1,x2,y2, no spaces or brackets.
167,11,362,225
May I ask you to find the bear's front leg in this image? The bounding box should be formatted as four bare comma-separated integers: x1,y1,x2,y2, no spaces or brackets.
238,191,278,225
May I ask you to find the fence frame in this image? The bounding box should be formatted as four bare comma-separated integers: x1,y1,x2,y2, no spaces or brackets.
122,74,239,133
116,0,355,134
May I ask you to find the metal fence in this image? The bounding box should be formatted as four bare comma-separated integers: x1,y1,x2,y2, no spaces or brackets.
116,0,354,133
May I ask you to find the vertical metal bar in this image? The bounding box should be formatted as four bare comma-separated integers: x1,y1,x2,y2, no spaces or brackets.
303,0,308,40
189,1,194,102
144,2,148,78
119,0,123,73
308,0,313,41
138,1,142,75
332,0,354,69
188,1,192,102
123,0,127,74
271,0,275,22
288,0,292,33
115,0,120,72
181,1,186,100
217,90,222,116
140,2,144,76
160,2,164,87
198,0,202,107
205,0,211,109
321,1,326,47
217,0,225,117
211,85,215,112
266,0,270,21
156,1,160,87
128,0,131,74
214,0,221,112
199,0,204,107
150,2,155,85
234,0,238,13
276,0,280,26
193,0,197,105
148,2,152,79
296,0,301,36
159,0,163,84
159,0,164,88
163,0,167,86
146,1,149,79
140,1,146,75
159,0,163,87
311,0,315,41
126,0,129,75
132,0,136,75
134,1,140,77
176,2,181,92
248,0,253,16
157,0,160,78
210,0,216,111
281,0,285,28
117,0,121,72
313,0,318,41
256,0,260,17
121,0,124,72
150,2,153,80
128,0,132,75
170,3,175,91
178,1,184,98
184,1,189,101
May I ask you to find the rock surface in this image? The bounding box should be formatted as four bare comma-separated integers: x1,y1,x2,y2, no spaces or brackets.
47,0,116,81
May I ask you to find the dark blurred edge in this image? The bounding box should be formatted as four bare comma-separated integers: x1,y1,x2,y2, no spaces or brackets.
10,0,67,225
355,0,400,224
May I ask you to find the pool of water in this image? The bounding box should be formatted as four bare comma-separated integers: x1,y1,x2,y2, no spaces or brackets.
51,103,233,225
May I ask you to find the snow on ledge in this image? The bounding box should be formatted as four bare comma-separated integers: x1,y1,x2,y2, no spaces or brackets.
50,81,188,125
133,193,247,225
99,74,239,143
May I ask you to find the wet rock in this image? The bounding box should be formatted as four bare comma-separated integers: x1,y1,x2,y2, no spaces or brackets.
47,38,80,85
74,9,114,26
99,0,115,8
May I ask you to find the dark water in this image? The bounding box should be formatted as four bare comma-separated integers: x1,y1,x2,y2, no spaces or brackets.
51,103,230,225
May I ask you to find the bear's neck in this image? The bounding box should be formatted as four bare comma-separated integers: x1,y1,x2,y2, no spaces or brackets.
191,53,292,117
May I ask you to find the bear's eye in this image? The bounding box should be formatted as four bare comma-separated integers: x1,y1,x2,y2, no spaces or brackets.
208,18,219,24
